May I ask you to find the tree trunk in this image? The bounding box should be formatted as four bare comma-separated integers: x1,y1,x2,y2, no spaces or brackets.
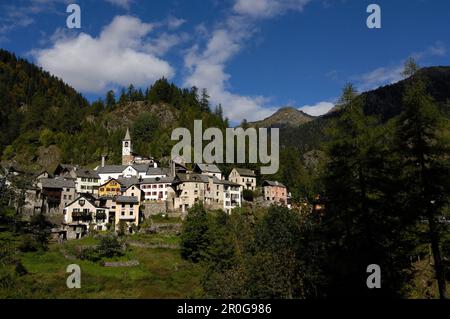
427,211,447,299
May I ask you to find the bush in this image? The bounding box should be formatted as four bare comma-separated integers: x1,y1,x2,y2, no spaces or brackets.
180,203,209,263
117,221,128,237
18,235,39,253
78,247,101,262
243,190,254,202
15,262,28,277
97,235,123,259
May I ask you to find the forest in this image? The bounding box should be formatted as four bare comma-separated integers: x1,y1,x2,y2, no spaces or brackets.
0,49,449,298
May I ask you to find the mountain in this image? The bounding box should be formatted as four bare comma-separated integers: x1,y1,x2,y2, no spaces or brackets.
249,107,315,128
0,49,226,173
280,66,450,152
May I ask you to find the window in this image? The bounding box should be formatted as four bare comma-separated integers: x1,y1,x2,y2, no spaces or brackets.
129,204,133,209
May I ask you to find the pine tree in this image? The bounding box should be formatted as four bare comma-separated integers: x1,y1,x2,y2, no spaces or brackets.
200,88,210,113
395,74,449,299
105,90,116,109
322,85,416,297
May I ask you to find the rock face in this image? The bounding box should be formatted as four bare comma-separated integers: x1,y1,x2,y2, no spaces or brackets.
103,101,180,131
249,107,315,128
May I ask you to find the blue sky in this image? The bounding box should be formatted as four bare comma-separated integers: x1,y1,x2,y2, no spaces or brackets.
0,0,449,122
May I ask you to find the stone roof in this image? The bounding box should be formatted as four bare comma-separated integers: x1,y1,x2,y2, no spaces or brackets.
117,177,141,189
215,179,242,187
41,178,76,189
116,196,139,204
140,177,174,185
97,164,148,174
263,180,286,188
174,173,210,184
146,167,170,176
233,168,256,177
194,163,222,174
96,165,126,174
75,168,100,179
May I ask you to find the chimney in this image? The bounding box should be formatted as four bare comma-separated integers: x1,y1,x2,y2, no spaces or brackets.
101,155,106,168
170,160,176,177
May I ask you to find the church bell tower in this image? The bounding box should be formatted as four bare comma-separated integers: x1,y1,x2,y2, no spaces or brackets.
122,128,133,165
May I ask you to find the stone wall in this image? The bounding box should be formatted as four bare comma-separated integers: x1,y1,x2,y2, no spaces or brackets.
142,201,168,218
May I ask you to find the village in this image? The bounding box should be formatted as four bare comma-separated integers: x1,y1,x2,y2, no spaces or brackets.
3,129,290,241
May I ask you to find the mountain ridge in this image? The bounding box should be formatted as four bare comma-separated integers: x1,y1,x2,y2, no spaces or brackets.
248,106,315,128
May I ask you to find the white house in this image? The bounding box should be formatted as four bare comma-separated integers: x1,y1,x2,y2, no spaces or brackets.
96,164,169,184
74,168,100,195
140,177,174,202
63,195,110,239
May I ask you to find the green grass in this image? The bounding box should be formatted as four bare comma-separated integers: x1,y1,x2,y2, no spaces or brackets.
6,233,203,299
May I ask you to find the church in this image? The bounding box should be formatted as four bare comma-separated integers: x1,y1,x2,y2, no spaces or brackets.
121,128,156,166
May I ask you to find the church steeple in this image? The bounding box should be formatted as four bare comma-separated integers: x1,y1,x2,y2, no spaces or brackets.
122,128,133,165
124,128,131,141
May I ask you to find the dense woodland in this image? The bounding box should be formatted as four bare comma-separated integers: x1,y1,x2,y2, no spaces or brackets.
0,50,449,298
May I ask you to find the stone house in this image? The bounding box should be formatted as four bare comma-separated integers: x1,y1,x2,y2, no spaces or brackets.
228,168,257,191
193,163,223,180
263,180,288,206
38,178,76,214
63,195,110,239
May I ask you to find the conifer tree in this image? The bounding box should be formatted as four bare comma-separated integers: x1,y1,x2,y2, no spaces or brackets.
395,72,449,299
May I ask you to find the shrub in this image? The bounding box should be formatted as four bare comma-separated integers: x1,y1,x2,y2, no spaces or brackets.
243,190,254,202
18,234,39,253
97,235,123,259
180,203,209,263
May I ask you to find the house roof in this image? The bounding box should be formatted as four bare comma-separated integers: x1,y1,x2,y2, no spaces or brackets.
97,165,126,174
263,180,286,188
140,177,174,185
116,196,139,204
75,168,100,179
65,194,97,208
41,178,76,189
215,179,242,187
174,173,210,184
233,168,256,177
194,163,222,174
146,167,170,176
117,177,141,189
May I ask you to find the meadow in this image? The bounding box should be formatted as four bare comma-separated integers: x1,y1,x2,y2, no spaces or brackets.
2,232,204,299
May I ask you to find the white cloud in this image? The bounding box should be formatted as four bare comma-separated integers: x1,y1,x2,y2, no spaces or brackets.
145,32,189,56
104,0,133,9
33,15,174,93
354,42,447,91
299,101,335,117
183,1,312,122
355,65,404,91
167,16,186,30
233,0,311,18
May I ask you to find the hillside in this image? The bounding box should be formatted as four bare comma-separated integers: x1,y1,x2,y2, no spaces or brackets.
280,66,450,152
0,50,226,174
249,106,315,128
